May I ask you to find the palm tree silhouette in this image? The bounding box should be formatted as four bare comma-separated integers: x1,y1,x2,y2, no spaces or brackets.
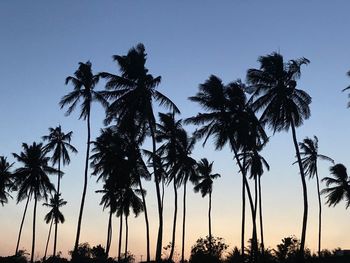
297,136,334,256
42,125,77,257
60,61,107,255
99,43,179,262
42,193,67,260
322,163,350,209
0,156,14,206
13,142,56,263
247,53,311,260
193,158,220,252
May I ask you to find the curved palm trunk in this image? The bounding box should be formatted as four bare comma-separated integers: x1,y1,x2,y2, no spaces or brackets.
15,195,30,255
106,208,113,257
208,190,212,253
125,215,129,259
291,121,308,262
53,158,61,257
241,175,246,261
258,175,265,257
315,169,322,256
118,212,123,262
30,195,38,263
181,181,187,263
150,125,163,263
138,177,150,262
73,112,91,255
169,179,178,262
44,218,54,260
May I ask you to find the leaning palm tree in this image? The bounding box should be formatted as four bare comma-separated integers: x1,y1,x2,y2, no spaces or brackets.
42,125,77,256
322,164,350,209
13,142,56,263
42,193,67,260
60,61,107,255
297,136,334,256
99,43,179,262
193,158,220,252
247,53,311,260
0,156,14,206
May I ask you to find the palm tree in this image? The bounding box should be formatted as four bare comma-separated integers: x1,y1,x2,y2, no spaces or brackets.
297,136,334,256
99,43,179,262
322,164,350,209
13,142,56,263
193,158,220,252
0,156,14,206
186,76,266,261
60,61,107,255
247,53,311,260
42,125,77,256
43,193,67,260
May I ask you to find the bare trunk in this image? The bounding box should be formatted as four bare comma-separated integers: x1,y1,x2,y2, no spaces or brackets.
315,169,322,256
43,218,54,260
181,181,187,263
30,195,37,263
118,212,123,262
106,208,113,257
15,195,30,255
291,121,308,262
138,177,150,262
169,179,178,262
258,175,265,256
125,215,129,259
241,175,246,261
208,190,212,253
73,111,91,255
53,158,61,257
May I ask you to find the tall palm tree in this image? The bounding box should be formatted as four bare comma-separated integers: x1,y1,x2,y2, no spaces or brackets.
13,142,56,263
0,156,14,206
60,61,107,255
42,125,77,256
193,158,220,252
99,43,179,262
42,193,67,260
297,136,334,256
322,164,350,209
186,76,266,261
247,53,311,260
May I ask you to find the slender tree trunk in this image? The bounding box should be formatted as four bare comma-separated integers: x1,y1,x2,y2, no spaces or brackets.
73,112,91,255
169,179,178,262
106,208,113,257
118,212,123,262
241,175,246,261
15,195,30,255
161,178,165,211
125,215,129,259
291,121,308,262
30,195,38,263
138,177,150,262
53,158,61,257
208,190,212,253
150,125,163,263
181,181,187,263
315,169,322,256
258,175,265,257
43,218,54,261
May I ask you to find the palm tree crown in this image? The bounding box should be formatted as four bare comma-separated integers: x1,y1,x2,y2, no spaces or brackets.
0,156,14,206
194,158,220,197
43,193,67,225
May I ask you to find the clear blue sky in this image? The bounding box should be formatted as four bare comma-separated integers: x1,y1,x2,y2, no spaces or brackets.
1,1,350,261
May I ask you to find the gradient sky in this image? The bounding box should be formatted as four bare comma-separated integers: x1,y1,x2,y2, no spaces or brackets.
1,1,350,261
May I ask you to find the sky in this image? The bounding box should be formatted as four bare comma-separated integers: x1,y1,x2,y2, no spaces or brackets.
1,1,350,261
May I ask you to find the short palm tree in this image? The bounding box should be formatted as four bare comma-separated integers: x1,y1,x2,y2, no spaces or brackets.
322,164,350,209
60,61,107,254
0,156,14,206
42,193,67,260
42,125,77,256
193,158,220,252
247,53,311,260
13,142,56,263
99,43,179,262
297,136,334,256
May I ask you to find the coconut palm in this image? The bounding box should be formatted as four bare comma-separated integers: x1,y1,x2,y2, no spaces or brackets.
99,43,179,262
42,193,67,260
186,76,266,261
42,125,77,256
297,136,334,256
60,61,107,254
193,158,220,252
322,164,350,209
247,53,311,260
13,142,56,263
0,156,14,206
